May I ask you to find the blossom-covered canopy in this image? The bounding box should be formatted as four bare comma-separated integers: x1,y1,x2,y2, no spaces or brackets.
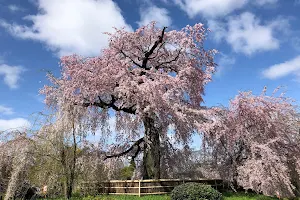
42,22,217,143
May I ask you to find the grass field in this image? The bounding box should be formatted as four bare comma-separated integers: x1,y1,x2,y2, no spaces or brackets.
0,192,286,200
68,192,281,200
222,192,278,200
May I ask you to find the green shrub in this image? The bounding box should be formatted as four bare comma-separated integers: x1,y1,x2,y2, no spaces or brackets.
171,182,222,200
72,189,82,198
120,166,135,180
120,161,135,180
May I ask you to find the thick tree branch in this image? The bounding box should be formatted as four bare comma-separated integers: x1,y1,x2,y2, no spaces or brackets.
148,41,166,60
104,137,144,160
120,50,142,68
82,95,136,114
131,142,142,162
142,27,167,70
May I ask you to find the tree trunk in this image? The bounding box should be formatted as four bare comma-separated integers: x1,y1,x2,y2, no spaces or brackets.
62,151,73,200
288,158,300,196
66,184,72,200
67,121,77,199
61,147,68,199
142,115,161,179
61,120,77,199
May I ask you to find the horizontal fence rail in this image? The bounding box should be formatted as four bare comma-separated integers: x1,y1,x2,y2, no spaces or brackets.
79,179,224,196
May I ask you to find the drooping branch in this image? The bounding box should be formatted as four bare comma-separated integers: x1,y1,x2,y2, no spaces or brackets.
104,137,144,160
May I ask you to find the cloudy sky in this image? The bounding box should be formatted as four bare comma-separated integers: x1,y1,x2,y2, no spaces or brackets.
0,0,300,138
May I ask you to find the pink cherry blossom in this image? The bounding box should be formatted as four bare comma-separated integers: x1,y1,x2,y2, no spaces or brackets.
41,21,217,179
203,88,300,198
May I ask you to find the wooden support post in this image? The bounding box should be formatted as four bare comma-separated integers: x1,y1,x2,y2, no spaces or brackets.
222,181,224,190
215,179,217,190
79,179,223,196
138,180,141,197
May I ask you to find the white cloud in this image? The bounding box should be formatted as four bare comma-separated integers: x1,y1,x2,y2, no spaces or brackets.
207,20,227,42
0,118,31,131
174,0,248,18
160,0,170,3
0,64,26,89
253,0,278,6
172,0,278,18
0,56,4,64
291,37,300,51
226,12,280,55
0,0,132,57
138,6,172,27
262,55,300,80
0,105,14,115
215,53,236,76
8,4,24,12
209,12,288,55
219,54,236,67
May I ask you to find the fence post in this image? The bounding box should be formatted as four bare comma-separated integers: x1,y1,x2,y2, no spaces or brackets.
138,180,141,197
222,180,224,190
215,179,217,190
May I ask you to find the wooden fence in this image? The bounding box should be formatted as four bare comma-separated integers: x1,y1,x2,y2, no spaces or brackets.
79,179,224,196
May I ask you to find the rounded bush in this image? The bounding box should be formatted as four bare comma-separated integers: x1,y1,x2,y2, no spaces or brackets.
171,182,222,200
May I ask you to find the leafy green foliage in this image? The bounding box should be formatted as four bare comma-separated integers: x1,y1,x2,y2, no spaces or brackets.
171,183,222,200
120,161,135,180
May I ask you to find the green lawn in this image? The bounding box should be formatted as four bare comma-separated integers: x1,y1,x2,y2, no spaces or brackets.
222,192,278,200
82,195,170,200
0,193,286,200
64,192,282,200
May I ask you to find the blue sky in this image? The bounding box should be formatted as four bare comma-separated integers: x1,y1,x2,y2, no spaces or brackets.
0,0,300,143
